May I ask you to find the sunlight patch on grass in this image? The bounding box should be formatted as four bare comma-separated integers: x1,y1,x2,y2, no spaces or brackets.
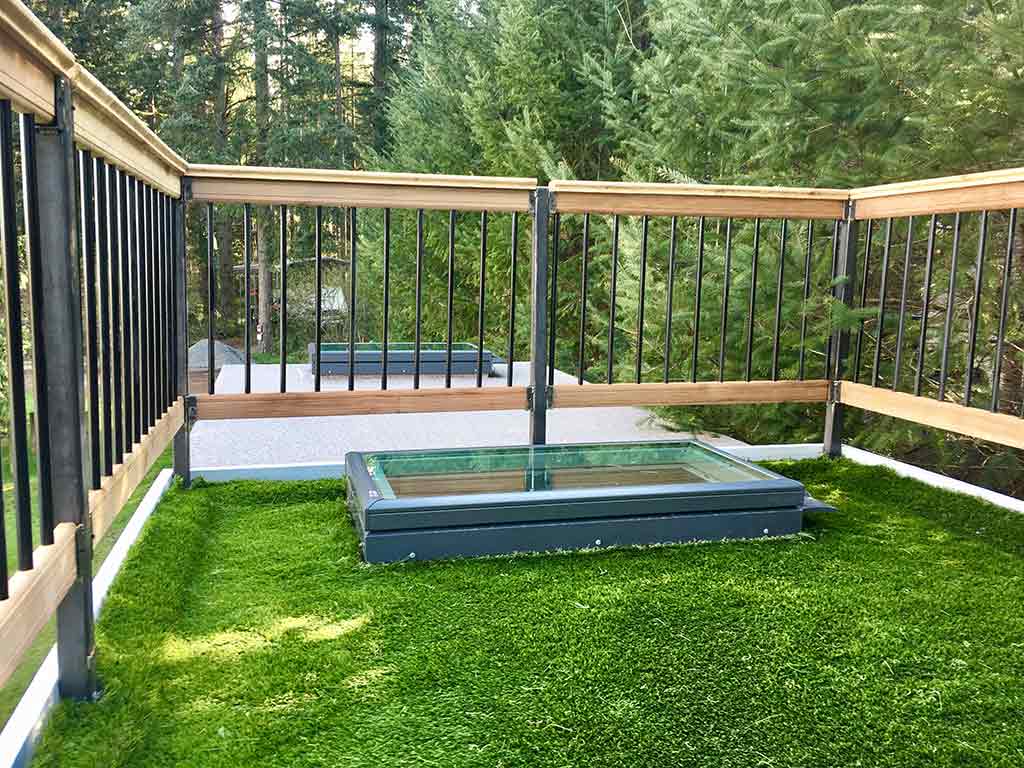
162,611,373,661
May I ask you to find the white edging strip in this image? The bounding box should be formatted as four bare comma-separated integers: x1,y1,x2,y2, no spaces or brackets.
841,445,1024,515
723,443,824,462
0,469,176,768
192,462,346,483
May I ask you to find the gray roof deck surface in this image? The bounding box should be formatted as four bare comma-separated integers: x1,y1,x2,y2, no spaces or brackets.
190,363,744,468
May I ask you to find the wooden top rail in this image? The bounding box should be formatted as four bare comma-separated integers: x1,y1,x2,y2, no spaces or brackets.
0,0,186,195
186,165,537,212
849,166,1024,219
548,179,849,220
839,381,1024,450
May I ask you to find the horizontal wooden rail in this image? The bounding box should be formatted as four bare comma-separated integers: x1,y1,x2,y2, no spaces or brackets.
89,398,185,542
0,522,77,689
850,166,1024,219
0,0,186,195
551,380,831,408
839,381,1024,450
194,387,529,420
186,165,536,212
549,180,848,220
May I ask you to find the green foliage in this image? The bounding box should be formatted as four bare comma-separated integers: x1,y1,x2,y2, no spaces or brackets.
32,465,1024,765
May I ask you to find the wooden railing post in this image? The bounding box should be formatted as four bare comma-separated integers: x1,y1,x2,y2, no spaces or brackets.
173,185,190,486
824,202,860,458
35,75,97,699
529,187,551,445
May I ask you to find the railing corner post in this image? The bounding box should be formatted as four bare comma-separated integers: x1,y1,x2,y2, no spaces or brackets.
37,75,97,699
824,201,859,458
529,187,551,445
173,188,191,487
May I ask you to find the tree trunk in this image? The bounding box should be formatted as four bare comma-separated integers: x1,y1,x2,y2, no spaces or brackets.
211,0,237,331
252,0,273,353
371,0,389,151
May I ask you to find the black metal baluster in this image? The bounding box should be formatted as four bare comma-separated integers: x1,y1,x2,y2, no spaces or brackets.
205,202,215,395
691,216,706,383
892,217,914,391
548,213,560,387
990,208,1016,412
664,216,678,383
78,150,102,485
313,206,322,393
133,178,145,440
1,100,34,568
578,213,590,385
146,186,156,425
964,211,989,407
852,220,874,383
155,191,165,415
243,204,253,394
118,171,133,447
744,218,761,382
938,214,962,401
824,220,839,379
0,439,6,596
107,167,124,461
414,209,424,389
770,219,787,381
477,211,488,388
163,194,172,409
380,208,390,391
797,221,813,381
720,218,734,382
635,215,649,384
280,204,289,393
914,214,938,396
871,219,894,388
506,212,519,387
348,206,357,392
20,113,54,539
445,209,456,389
95,157,113,473
607,214,619,384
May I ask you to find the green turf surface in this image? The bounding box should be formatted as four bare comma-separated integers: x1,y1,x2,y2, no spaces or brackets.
0,448,173,729
31,459,1024,767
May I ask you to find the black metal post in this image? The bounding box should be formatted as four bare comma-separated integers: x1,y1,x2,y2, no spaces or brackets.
280,204,289,393
244,203,253,394
38,76,96,699
506,212,519,387
824,205,859,458
529,188,551,444
313,206,322,392
173,189,190,487
380,208,390,390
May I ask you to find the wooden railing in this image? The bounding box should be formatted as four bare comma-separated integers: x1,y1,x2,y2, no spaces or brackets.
0,0,186,697
1,0,1023,708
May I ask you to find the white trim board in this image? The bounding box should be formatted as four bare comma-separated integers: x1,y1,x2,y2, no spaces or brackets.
0,469,176,768
840,445,1024,515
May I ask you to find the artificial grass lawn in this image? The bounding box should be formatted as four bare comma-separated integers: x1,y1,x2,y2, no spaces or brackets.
32,459,1024,767
0,448,173,728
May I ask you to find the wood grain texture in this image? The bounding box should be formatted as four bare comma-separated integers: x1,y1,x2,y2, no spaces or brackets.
0,26,57,118
839,381,1024,449
850,166,1024,198
852,180,1024,219
187,164,536,189
187,177,533,212
550,190,845,220
551,380,830,408
89,398,185,542
194,387,529,420
0,522,77,689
